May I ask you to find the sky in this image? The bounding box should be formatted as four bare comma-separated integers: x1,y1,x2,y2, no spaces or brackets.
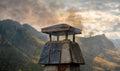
0,0,120,39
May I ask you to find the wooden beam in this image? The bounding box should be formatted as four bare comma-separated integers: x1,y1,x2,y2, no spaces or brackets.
73,34,75,42
65,32,68,40
57,35,59,41
49,33,52,41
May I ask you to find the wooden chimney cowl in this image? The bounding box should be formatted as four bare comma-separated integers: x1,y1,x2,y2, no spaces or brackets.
39,24,85,71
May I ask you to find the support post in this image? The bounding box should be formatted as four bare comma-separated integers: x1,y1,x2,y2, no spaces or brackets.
73,34,75,42
49,33,52,41
57,35,59,41
65,31,68,40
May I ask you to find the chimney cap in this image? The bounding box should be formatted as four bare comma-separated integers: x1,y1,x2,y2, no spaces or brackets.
41,24,81,36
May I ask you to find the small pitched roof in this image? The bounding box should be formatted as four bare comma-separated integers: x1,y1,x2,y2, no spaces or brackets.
41,24,81,36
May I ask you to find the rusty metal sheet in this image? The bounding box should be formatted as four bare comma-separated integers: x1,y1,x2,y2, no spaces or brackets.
50,43,62,64
39,43,51,64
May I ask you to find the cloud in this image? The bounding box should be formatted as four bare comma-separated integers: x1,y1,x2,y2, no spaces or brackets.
0,0,60,28
77,10,120,37
0,0,120,38
113,23,120,31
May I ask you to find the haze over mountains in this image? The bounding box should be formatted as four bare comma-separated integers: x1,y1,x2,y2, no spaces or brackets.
110,39,120,48
0,19,120,71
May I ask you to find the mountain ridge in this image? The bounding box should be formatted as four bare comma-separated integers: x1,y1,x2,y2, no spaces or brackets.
77,35,120,71
0,19,44,71
0,19,120,71
0,19,46,63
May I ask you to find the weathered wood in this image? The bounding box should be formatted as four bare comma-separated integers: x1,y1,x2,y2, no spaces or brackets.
39,43,51,64
70,64,80,71
61,43,71,63
49,34,52,41
39,40,85,64
73,34,75,42
70,42,85,64
44,65,57,71
44,65,80,71
65,32,68,39
41,24,81,36
57,36,59,41
50,43,62,64
39,24,84,71
58,65,70,71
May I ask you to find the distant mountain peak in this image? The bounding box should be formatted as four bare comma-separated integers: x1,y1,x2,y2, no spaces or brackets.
77,34,116,53
22,23,37,32
23,23,32,27
0,19,22,29
1,19,20,24
0,19,46,61
77,34,120,71
2,19,16,22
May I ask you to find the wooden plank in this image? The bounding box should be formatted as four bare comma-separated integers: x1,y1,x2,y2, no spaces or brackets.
44,65,70,71
50,43,62,64
70,64,80,71
61,43,71,63
44,66,58,71
39,43,51,64
58,65,70,71
70,42,85,64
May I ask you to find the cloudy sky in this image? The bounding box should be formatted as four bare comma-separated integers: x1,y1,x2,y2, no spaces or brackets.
0,0,120,39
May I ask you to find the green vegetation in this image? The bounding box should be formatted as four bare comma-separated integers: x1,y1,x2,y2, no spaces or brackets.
0,19,120,71
0,36,43,71
0,20,44,71
77,35,120,71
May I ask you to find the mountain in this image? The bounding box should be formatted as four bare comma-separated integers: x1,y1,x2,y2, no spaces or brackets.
76,35,120,71
0,19,46,71
23,24,48,42
0,19,120,71
0,19,48,62
0,34,43,71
